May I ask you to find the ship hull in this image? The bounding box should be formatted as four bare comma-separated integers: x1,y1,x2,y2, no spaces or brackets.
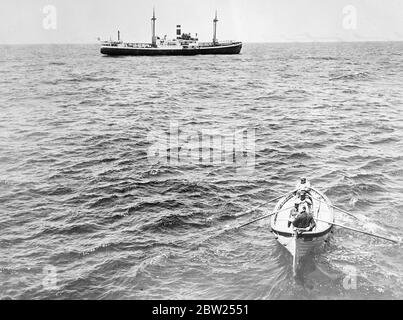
100,47,198,56
100,42,242,56
199,42,242,55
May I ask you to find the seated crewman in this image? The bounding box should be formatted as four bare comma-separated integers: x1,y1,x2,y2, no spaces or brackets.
292,207,316,233
288,203,299,228
300,190,313,208
295,193,313,214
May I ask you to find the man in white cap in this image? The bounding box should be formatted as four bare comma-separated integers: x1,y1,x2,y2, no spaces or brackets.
295,177,311,193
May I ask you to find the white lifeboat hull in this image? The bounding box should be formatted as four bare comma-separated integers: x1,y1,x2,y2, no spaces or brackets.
270,187,334,276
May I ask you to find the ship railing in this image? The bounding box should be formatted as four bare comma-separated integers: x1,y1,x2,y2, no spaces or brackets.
198,40,238,47
101,41,121,47
124,42,152,48
219,40,238,45
198,42,214,47
101,41,152,48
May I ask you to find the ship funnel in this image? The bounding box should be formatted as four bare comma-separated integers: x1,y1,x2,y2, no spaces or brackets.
176,25,181,38
118,30,120,41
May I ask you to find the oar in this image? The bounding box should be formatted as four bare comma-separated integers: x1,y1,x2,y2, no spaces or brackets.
330,203,362,220
234,190,295,218
235,205,293,229
314,217,399,244
311,194,359,221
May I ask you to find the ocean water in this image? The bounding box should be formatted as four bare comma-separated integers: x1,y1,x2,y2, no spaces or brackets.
0,42,402,300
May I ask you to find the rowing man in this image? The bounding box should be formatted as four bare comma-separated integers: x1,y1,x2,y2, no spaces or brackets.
288,203,299,228
292,207,316,234
294,177,313,204
296,193,313,213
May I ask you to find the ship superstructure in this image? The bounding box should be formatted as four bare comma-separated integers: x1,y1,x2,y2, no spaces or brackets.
100,10,242,56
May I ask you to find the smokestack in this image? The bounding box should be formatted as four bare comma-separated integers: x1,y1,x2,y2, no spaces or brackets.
118,30,120,42
176,25,181,38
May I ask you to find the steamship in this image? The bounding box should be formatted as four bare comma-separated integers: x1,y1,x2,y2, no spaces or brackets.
100,10,242,56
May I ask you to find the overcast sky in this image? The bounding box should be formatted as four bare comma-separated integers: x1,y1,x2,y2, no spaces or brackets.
1,0,402,44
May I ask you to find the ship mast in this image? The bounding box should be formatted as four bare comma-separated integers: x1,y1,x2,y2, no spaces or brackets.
213,10,218,45
151,8,157,47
